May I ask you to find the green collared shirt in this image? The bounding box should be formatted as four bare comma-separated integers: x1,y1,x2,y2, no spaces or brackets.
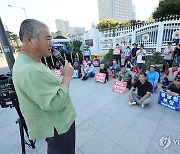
118,71,132,82
12,53,76,140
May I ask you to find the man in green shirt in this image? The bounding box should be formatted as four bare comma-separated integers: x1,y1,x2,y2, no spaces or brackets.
12,19,76,154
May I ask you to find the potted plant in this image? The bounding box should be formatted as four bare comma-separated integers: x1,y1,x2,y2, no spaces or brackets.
145,52,167,72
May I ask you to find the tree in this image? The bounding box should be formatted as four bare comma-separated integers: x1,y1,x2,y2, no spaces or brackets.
97,19,119,31
101,49,113,67
152,0,180,19
6,31,21,52
68,40,83,62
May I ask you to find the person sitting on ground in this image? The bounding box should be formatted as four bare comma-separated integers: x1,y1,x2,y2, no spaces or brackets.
73,62,82,78
118,65,134,90
99,63,109,83
109,60,120,78
130,64,140,83
74,57,81,68
162,63,180,88
129,72,152,108
164,75,180,96
93,56,100,67
82,61,95,80
146,64,159,90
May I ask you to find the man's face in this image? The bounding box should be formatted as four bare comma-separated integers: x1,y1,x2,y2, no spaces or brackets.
113,61,117,66
150,67,155,72
121,67,126,72
32,27,52,57
133,44,137,48
100,64,104,69
168,43,172,48
139,74,146,83
174,78,180,87
173,66,178,71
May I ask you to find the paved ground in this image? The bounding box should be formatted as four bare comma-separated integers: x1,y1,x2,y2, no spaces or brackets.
0,57,180,154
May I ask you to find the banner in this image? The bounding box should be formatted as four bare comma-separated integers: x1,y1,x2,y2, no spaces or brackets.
108,69,115,78
112,80,127,94
95,72,106,83
158,90,180,111
113,48,120,55
72,70,79,78
123,49,131,57
93,60,99,67
54,69,62,77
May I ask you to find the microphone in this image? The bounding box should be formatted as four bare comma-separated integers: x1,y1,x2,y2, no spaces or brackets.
52,49,65,66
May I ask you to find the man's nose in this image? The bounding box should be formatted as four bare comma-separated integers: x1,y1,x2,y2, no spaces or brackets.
49,40,53,47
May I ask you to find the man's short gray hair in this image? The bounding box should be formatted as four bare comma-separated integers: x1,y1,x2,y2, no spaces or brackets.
19,19,49,42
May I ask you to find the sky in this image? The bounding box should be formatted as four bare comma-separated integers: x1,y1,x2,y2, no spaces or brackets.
0,0,159,35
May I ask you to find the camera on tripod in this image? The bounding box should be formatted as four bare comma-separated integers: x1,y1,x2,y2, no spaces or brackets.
0,73,36,154
0,73,17,108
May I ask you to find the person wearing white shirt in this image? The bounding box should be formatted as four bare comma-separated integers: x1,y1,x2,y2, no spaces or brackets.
82,61,95,80
136,44,146,72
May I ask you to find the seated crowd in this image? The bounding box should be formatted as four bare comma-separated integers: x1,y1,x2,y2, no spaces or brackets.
49,43,180,109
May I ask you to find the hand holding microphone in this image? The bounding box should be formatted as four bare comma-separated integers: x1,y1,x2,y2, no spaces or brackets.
52,49,65,66
61,60,74,87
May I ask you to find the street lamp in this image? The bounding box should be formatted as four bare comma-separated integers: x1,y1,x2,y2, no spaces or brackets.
8,5,27,19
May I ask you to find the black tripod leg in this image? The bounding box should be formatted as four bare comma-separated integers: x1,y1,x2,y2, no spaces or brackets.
17,118,26,154
22,120,36,149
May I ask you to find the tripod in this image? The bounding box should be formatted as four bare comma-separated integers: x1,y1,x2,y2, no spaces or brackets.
13,99,36,154
0,74,36,154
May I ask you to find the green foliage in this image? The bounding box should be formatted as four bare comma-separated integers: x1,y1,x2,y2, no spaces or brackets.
152,0,180,19
101,49,113,67
145,52,168,70
97,19,119,30
68,40,82,54
6,31,21,52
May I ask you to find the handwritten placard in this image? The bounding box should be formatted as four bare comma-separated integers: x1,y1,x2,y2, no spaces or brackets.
112,80,127,94
95,72,106,83
158,90,180,111
108,69,115,78
54,69,62,77
113,48,120,55
72,70,79,78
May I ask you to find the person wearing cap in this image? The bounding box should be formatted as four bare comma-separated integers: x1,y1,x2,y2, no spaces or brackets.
165,75,180,96
162,63,180,88
82,61,95,80
118,65,134,90
136,44,146,72
129,72,152,108
83,45,91,61
146,64,159,90
163,42,174,68
131,43,138,65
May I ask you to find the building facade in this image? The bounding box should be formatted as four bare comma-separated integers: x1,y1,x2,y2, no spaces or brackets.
55,19,70,34
98,0,135,22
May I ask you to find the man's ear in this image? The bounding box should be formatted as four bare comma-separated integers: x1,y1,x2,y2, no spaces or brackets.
25,35,32,43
